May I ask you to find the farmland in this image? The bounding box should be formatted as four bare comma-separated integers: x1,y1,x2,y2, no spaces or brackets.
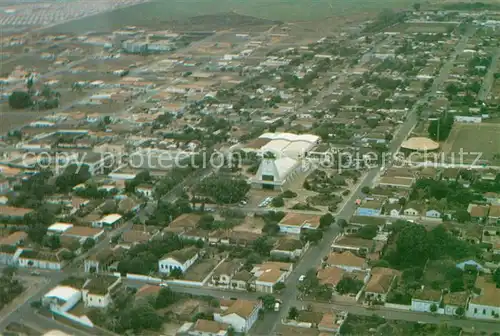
44,0,420,34
443,123,500,164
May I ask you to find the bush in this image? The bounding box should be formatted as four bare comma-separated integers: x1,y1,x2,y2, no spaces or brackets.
281,190,298,198
271,197,284,207
8,91,32,109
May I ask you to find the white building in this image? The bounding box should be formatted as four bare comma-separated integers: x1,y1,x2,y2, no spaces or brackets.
454,115,482,123
251,262,293,294
158,247,199,274
47,222,74,235
82,275,121,308
43,286,81,313
214,299,262,333
466,276,500,320
92,214,122,229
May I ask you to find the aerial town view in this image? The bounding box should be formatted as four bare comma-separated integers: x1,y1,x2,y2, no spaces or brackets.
1,0,500,335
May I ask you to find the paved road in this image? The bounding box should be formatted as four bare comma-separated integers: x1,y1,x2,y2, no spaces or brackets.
478,44,500,101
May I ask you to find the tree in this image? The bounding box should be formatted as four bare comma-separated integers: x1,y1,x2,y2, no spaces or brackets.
271,197,284,207
273,282,286,292
155,287,179,309
319,213,334,230
454,210,471,223
356,224,379,239
361,186,371,194
259,294,276,311
337,219,348,229
430,303,438,313
170,267,183,279
336,277,364,295
82,238,95,251
493,268,500,288
197,175,250,204
8,91,32,109
455,306,465,317
288,306,299,320
413,3,421,11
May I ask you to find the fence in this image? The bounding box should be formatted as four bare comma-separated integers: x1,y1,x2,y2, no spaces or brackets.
125,273,162,283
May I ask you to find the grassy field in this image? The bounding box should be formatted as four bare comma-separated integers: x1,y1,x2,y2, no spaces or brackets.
386,22,457,33
44,0,419,34
444,123,500,164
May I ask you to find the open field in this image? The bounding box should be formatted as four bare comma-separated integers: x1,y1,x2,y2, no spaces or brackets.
386,22,457,34
43,0,420,34
444,123,500,164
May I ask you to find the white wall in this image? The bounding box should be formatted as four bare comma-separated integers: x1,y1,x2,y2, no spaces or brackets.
411,299,437,312
279,224,302,235
158,254,198,274
84,292,111,308
466,303,500,320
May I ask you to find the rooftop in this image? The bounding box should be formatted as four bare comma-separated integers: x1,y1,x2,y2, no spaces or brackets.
162,246,198,263
221,299,259,318
326,251,366,268
83,275,120,295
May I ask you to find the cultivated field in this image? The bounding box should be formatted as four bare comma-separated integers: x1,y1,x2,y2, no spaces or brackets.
44,0,420,34
443,123,500,164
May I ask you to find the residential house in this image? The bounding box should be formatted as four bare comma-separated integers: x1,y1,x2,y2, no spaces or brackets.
318,312,347,334
488,205,500,225
181,319,230,336
378,177,414,189
0,178,10,194
466,276,500,320
0,231,27,246
61,226,104,243
317,267,346,288
425,208,443,219
84,247,123,273
17,249,67,270
0,205,33,220
364,268,400,303
484,192,500,205
47,223,74,236
91,214,123,229
158,247,199,275
251,262,293,293
82,275,122,308
120,230,154,248
384,203,402,217
230,270,253,291
325,251,367,272
278,213,321,234
209,260,243,289
443,292,468,316
214,299,262,333
356,200,383,216
468,204,489,223
411,289,442,313
163,213,201,234
271,237,309,259
403,201,426,217
331,234,374,255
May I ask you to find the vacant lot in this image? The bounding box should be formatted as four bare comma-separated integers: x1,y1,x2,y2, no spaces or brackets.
386,22,456,34
44,0,419,34
444,123,500,164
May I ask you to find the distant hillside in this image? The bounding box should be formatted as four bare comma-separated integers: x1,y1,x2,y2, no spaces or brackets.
45,0,419,34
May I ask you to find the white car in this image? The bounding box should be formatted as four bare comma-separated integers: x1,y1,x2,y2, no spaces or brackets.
160,283,168,287
298,275,306,282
